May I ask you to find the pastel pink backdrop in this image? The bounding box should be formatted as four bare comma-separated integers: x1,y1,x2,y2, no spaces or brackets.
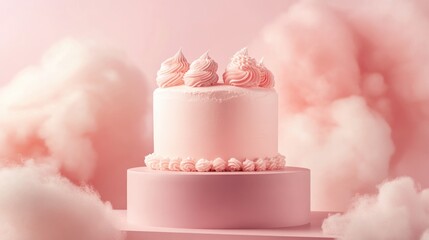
0,0,293,86
0,0,294,209
2,1,429,239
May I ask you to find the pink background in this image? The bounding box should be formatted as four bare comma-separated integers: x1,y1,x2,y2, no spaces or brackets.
2,1,429,238
0,0,292,86
0,0,293,208
3,0,429,212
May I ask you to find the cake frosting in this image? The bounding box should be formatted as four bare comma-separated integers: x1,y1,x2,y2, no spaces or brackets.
146,48,284,172
168,157,181,171
257,58,275,88
222,48,261,87
156,49,189,88
242,158,256,172
255,158,267,171
212,157,227,172
180,157,196,172
184,52,219,87
158,158,168,170
195,158,212,172
145,154,285,172
145,157,159,170
227,158,243,172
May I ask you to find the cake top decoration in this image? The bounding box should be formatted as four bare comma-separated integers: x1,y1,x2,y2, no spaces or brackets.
184,51,219,87
222,47,261,87
257,58,275,88
156,49,190,88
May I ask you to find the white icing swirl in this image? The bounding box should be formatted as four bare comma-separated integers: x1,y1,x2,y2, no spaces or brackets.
227,158,243,171
159,158,170,170
223,48,261,87
257,58,275,88
212,157,226,172
195,159,212,172
156,49,189,88
184,52,219,87
277,155,286,169
267,157,277,170
144,154,285,172
242,159,255,172
180,157,196,172
255,158,267,171
169,157,181,171
145,156,160,170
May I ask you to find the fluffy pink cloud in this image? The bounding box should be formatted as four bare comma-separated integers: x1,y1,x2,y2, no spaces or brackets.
0,161,124,240
322,177,429,240
0,39,151,208
252,0,429,210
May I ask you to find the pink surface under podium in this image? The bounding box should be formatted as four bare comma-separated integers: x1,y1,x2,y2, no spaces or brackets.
127,167,310,229
117,210,336,240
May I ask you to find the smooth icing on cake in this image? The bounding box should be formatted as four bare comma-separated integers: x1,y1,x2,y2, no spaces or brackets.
145,48,285,172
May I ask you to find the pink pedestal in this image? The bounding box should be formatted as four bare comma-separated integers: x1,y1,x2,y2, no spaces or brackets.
127,167,310,229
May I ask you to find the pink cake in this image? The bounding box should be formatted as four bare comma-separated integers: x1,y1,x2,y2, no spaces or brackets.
127,48,310,229
145,48,285,172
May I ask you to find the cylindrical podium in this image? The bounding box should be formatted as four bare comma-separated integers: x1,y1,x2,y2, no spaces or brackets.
127,167,310,229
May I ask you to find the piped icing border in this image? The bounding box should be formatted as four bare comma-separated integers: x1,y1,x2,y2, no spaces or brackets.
144,154,286,172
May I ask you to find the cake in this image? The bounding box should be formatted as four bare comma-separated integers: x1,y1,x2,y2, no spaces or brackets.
127,48,310,229
145,48,285,172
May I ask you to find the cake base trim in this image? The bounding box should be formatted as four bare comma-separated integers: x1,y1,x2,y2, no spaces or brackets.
144,154,286,172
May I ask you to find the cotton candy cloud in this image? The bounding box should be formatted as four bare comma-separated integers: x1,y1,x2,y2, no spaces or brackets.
279,96,393,210
0,39,151,207
322,177,429,240
0,161,124,240
252,0,429,210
